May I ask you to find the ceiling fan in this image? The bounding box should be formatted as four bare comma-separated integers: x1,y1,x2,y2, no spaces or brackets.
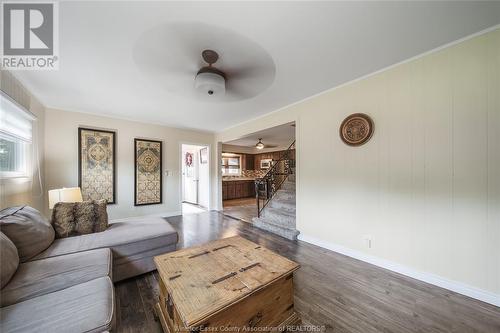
132,22,276,102
194,50,226,97
255,138,277,150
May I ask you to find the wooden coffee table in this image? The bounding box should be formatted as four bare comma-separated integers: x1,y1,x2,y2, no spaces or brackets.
153,236,300,332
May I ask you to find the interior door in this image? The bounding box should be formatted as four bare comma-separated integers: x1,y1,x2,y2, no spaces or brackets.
183,151,199,204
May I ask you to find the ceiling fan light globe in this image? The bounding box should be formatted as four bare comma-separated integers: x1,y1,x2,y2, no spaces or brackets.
194,72,225,97
255,142,265,149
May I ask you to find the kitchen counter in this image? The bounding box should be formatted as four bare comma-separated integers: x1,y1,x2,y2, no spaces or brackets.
222,177,256,182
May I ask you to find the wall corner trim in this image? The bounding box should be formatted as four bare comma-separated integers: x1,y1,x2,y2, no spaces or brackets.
297,234,500,307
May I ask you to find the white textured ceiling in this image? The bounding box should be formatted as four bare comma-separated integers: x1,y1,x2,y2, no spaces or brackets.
224,122,295,151
12,1,500,132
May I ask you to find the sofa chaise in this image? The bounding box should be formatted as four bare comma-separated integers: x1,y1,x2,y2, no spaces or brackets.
0,206,178,333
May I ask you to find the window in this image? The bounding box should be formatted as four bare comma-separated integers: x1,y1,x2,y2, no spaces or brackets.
0,134,28,177
221,154,241,175
0,92,35,178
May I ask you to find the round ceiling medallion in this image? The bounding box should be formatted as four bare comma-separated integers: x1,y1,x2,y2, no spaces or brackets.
339,113,374,146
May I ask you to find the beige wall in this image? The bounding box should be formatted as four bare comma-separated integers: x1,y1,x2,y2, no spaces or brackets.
45,108,216,219
217,29,500,300
0,71,46,214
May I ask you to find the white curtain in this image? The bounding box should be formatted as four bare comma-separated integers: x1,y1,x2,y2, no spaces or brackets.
0,91,35,142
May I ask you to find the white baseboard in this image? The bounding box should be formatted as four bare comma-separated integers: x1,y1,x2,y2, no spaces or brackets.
297,234,500,307
161,211,182,218
111,211,182,222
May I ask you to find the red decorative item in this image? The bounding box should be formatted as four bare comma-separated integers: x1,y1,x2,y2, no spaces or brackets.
185,152,193,167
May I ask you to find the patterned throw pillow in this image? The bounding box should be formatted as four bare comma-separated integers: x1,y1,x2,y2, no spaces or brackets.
51,200,108,238
93,199,109,232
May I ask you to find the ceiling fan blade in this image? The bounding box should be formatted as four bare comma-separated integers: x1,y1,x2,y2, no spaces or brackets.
225,64,267,80
225,75,268,100
133,21,275,101
133,23,207,74
138,61,195,78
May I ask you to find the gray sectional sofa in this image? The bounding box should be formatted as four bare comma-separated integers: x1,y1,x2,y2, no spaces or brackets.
0,206,178,333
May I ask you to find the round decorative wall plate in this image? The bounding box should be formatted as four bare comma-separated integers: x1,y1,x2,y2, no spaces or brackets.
339,113,374,146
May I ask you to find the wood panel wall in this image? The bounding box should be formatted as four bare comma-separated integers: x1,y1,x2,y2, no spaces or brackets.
253,150,295,170
223,149,295,171
216,29,500,296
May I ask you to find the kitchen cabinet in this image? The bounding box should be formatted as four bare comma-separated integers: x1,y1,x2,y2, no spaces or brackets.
222,180,256,200
243,154,255,170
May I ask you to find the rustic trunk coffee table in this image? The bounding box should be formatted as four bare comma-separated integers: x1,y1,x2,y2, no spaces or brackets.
154,236,300,332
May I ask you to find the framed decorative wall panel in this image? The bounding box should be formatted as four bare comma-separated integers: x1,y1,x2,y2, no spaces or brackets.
135,138,162,206
78,128,116,204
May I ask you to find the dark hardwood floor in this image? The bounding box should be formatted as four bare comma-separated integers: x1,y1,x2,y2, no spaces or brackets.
115,212,500,333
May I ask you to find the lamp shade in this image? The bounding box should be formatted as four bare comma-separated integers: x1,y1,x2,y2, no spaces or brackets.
255,138,265,150
194,72,225,97
48,187,83,209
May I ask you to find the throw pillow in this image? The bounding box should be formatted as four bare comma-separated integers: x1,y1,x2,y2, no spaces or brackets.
0,206,55,262
73,201,96,235
51,202,77,238
51,200,108,238
93,199,109,232
0,232,19,289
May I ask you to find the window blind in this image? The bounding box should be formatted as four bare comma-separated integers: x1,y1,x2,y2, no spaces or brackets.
0,91,36,143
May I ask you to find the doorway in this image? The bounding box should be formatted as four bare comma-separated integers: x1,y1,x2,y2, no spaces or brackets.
181,144,210,215
220,121,296,222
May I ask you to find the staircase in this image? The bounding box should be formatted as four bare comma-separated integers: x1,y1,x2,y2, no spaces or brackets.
252,141,299,240
253,172,298,240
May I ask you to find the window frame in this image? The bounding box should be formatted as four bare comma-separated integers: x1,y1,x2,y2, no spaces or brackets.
221,154,242,176
0,91,34,180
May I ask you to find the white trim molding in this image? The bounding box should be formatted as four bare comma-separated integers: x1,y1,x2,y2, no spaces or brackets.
297,234,500,307
111,211,182,222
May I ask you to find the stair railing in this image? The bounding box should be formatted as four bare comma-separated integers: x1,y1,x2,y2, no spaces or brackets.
255,140,295,217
